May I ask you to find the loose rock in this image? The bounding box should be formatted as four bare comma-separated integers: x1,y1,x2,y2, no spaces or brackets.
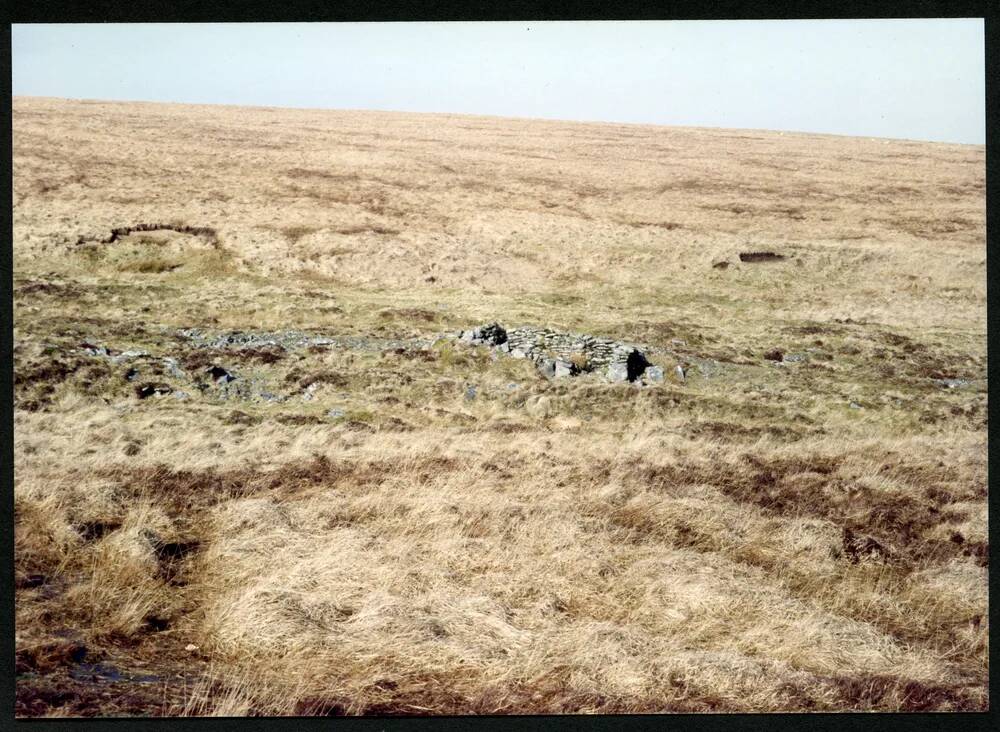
206,365,236,383
537,359,556,379
554,360,574,378
936,378,970,389
135,382,172,399
607,362,630,383
110,349,149,365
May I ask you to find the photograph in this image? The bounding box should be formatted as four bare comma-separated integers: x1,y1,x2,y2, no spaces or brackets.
11,18,988,716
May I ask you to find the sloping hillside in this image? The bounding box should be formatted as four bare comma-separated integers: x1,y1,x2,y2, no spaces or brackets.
13,97,987,715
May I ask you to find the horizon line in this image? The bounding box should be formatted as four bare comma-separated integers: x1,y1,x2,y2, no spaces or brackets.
13,94,984,147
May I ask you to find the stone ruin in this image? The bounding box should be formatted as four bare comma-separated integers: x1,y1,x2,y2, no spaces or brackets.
457,323,664,384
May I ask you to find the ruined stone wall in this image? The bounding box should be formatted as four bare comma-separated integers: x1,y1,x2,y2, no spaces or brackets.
502,327,640,368
459,323,662,383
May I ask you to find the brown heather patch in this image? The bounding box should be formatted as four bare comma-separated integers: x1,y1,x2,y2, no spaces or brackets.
14,355,85,388
16,671,176,717
16,640,89,675
616,453,979,567
273,413,326,427
684,420,810,442
820,674,985,712
87,454,466,519
379,307,439,322
15,279,85,299
237,345,287,364
287,369,349,390
177,349,220,374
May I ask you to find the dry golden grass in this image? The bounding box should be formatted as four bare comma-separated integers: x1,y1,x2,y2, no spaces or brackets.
13,96,986,715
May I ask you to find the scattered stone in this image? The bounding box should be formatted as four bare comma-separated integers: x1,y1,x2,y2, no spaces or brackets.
554,360,574,378
327,408,346,419
184,644,199,652
763,349,784,362
849,402,863,410
673,364,685,382
936,378,970,389
178,327,431,354
783,353,807,363
645,365,665,383
162,357,186,379
81,342,110,357
134,382,172,399
460,324,508,346
465,385,478,401
206,365,235,383
110,349,149,364
607,362,630,383
525,395,555,417
712,260,730,269
537,358,556,379
172,391,189,400
692,358,721,378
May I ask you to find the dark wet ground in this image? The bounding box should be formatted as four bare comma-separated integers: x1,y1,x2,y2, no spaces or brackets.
16,637,203,717
69,661,162,685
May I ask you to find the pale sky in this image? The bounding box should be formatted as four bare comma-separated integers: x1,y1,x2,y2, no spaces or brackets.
11,20,986,144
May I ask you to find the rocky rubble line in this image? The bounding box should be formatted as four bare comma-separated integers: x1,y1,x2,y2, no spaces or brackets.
68,319,797,413
59,319,980,415
80,342,273,403
175,325,674,388
76,328,457,407
176,328,438,352
72,323,685,412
